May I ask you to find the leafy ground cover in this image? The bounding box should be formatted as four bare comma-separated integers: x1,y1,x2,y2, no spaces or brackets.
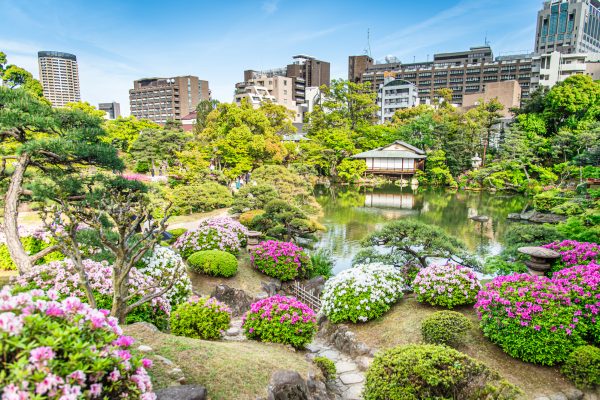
125,323,309,400
350,295,579,398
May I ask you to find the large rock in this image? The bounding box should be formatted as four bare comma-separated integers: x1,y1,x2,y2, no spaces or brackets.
155,385,207,400
267,370,310,400
528,212,567,224
211,284,253,316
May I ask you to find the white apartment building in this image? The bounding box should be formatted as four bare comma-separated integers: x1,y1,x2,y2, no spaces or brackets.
531,51,600,89
234,74,302,122
37,51,81,107
378,77,419,124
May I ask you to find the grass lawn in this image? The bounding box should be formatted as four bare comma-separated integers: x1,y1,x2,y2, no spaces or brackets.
125,323,310,400
350,295,578,398
188,251,266,297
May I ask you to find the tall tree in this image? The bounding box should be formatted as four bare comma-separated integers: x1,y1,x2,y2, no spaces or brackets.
0,88,123,274
194,99,219,134
465,98,504,166
103,116,160,152
63,101,107,118
130,128,190,176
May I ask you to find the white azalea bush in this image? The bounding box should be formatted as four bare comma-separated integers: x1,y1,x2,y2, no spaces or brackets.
173,217,249,259
321,263,405,323
413,263,481,309
138,246,192,307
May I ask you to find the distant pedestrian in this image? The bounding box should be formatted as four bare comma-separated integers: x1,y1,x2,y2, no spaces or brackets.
236,179,241,190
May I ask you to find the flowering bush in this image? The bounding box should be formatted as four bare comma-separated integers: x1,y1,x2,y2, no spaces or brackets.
170,295,231,340
0,227,64,271
0,288,155,399
188,250,238,277
11,259,172,330
561,345,600,390
363,344,522,400
413,264,481,309
138,246,192,307
242,295,317,348
250,240,312,281
475,273,589,365
173,217,248,258
543,240,599,271
321,263,405,323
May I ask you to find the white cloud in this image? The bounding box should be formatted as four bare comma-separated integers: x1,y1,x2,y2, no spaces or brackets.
262,0,280,15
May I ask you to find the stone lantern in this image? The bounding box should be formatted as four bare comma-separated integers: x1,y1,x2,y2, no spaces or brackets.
471,153,482,169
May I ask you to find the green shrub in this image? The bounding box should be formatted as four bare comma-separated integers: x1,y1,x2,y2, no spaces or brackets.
243,295,317,349
363,344,522,400
168,182,233,215
556,208,600,243
313,356,336,380
551,199,587,216
239,209,265,227
413,264,481,309
561,345,600,390
308,248,334,279
188,250,238,277
0,236,64,271
168,228,188,240
231,184,278,214
250,240,312,281
170,296,232,340
421,311,472,347
533,189,572,212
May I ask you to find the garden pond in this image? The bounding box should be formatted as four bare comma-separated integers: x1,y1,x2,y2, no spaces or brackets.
313,184,529,274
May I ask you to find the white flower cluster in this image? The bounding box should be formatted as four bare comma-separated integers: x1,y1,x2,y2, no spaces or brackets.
139,246,192,306
321,263,405,323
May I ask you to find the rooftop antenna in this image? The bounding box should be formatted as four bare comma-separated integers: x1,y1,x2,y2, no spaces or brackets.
484,32,490,46
364,28,372,58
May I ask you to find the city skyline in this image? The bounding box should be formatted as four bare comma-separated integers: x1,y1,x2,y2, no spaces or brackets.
0,0,539,115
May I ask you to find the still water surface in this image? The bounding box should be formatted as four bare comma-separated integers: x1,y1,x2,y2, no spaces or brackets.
313,184,528,274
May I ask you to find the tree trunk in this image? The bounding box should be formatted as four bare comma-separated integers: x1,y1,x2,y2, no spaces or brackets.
3,153,32,274
111,268,130,324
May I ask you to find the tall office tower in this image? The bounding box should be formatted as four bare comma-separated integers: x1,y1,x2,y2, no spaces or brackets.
129,76,210,124
534,0,600,54
37,51,81,107
98,102,121,119
348,55,374,83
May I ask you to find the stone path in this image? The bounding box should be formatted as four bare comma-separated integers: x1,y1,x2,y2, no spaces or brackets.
222,317,246,341
306,339,366,400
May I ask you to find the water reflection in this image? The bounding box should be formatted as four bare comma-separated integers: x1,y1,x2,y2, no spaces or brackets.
314,184,527,274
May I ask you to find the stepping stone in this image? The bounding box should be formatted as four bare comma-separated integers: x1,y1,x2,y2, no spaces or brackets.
319,350,340,360
305,343,321,353
339,373,364,385
137,345,153,353
225,328,240,336
342,384,364,400
335,361,357,374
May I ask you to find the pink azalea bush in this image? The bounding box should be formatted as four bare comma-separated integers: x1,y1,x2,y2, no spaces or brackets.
250,240,312,281
543,240,599,271
170,295,232,340
475,264,600,365
413,263,481,309
242,295,317,348
0,288,156,399
173,217,249,258
11,259,173,330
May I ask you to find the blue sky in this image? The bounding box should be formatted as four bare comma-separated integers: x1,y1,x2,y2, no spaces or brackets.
0,0,539,115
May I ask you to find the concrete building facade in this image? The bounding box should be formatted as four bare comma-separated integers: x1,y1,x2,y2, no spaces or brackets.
352,46,534,106
348,55,374,83
378,77,419,123
37,51,81,107
462,80,522,117
129,76,209,124
534,0,600,54
98,102,121,120
234,74,302,122
531,51,600,89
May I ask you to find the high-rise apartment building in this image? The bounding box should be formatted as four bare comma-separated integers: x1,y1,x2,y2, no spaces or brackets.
534,0,600,54
351,46,534,105
244,55,330,105
37,51,81,107
531,51,600,89
129,76,209,124
234,74,302,122
348,55,374,83
98,102,121,119
378,77,419,123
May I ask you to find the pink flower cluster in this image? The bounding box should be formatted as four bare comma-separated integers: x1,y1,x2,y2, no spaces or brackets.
188,295,232,315
11,259,171,315
173,217,248,257
250,241,310,281
543,240,599,267
243,295,316,325
413,263,481,308
0,288,155,399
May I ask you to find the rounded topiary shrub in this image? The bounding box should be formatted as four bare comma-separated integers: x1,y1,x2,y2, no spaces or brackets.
413,263,481,308
170,295,232,340
321,263,405,323
242,295,317,349
561,345,600,390
239,209,265,227
187,250,238,277
0,288,155,398
363,344,521,400
421,310,472,347
173,217,248,258
475,274,588,365
250,240,312,281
